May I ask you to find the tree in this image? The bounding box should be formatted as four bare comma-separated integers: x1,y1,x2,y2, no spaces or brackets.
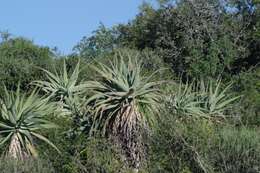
0,30,11,42
73,23,118,59
116,0,249,79
0,37,54,92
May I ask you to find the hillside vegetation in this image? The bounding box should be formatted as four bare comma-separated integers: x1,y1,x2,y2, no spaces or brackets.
0,0,259,173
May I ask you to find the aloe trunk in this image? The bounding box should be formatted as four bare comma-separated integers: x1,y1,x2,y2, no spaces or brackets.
8,134,28,160
111,102,143,170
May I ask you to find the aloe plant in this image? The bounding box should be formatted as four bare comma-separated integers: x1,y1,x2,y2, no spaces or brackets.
0,87,59,160
168,78,240,120
32,60,87,117
168,81,204,117
86,50,160,170
199,79,240,118
33,60,86,102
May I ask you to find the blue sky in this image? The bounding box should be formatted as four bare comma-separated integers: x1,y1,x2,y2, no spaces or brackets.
0,0,155,54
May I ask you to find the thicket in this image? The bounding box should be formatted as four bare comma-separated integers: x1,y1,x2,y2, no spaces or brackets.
0,0,259,173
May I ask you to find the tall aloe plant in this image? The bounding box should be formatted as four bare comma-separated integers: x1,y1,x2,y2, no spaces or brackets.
86,50,160,170
0,87,59,160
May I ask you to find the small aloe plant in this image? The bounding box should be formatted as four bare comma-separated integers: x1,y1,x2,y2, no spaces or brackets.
199,78,240,118
32,60,86,102
169,78,240,119
168,81,204,117
32,60,87,117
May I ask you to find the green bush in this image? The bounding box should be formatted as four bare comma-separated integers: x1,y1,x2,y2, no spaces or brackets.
0,158,55,173
209,126,260,173
0,37,54,92
148,108,260,173
148,113,212,173
75,137,128,173
232,67,260,126
37,114,127,173
44,134,131,173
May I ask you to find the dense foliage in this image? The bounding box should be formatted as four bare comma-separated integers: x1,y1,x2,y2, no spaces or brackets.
0,0,259,172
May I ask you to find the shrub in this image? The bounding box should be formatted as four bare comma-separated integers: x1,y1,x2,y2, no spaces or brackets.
75,137,129,173
148,109,260,173
232,67,260,126
209,126,260,173
0,158,55,173
0,37,54,92
148,113,213,173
